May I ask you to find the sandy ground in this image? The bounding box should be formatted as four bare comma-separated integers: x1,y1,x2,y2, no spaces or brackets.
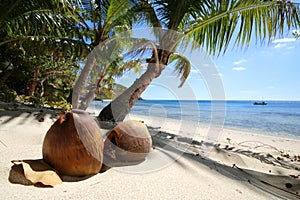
0,103,300,199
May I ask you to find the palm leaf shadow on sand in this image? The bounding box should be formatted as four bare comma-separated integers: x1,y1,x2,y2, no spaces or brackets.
4,104,299,198
150,129,300,200
150,127,300,171
0,103,59,125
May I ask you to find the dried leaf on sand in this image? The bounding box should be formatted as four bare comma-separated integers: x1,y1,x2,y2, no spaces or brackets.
10,160,62,187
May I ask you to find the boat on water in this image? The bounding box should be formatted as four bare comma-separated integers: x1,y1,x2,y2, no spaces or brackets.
253,101,267,105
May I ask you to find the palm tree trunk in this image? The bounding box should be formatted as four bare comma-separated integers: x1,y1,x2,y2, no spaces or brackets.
78,66,106,110
98,49,170,122
27,68,39,96
72,52,97,109
27,80,39,96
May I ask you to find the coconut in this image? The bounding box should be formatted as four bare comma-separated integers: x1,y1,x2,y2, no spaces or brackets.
104,120,152,163
42,109,103,177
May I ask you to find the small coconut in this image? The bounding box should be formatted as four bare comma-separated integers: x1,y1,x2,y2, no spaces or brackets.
104,120,152,163
42,109,103,177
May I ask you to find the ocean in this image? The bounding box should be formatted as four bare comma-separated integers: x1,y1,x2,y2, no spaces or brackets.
91,100,300,139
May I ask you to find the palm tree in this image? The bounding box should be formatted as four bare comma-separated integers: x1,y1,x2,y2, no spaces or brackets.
0,0,85,45
0,0,89,102
71,0,142,110
98,0,300,122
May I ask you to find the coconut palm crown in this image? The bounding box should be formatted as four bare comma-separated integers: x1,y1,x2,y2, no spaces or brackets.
95,0,300,122
71,0,144,109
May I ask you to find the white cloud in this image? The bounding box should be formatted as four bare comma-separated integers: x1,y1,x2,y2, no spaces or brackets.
232,67,246,71
272,37,296,43
233,59,247,65
274,43,287,49
286,46,295,50
267,86,275,89
272,37,297,50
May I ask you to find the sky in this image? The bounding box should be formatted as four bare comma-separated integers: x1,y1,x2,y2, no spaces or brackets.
115,31,300,101
212,35,300,101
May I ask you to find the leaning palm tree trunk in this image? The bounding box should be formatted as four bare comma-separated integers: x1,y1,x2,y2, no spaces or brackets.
98,49,170,122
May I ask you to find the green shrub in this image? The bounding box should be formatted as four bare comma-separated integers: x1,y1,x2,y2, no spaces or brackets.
0,85,17,102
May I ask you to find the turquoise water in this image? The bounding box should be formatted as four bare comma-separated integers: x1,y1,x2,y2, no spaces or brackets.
92,100,300,139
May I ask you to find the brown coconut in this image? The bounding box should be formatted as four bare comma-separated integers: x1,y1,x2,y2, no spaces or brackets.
42,109,104,176
104,120,152,163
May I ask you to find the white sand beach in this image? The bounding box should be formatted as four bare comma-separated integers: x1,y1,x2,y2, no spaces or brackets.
0,103,299,199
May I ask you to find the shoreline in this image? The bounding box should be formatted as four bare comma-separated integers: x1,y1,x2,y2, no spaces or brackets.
1,103,300,199
90,100,300,141
125,113,300,149
127,113,300,141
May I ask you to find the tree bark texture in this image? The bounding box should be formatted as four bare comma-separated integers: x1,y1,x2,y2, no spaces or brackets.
72,52,97,109
27,68,39,96
98,49,171,122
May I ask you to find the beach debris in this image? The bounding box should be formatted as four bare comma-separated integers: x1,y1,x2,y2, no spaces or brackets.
191,140,203,146
224,145,235,150
11,160,62,187
285,183,293,189
226,138,231,144
104,120,152,162
289,174,300,179
42,109,104,176
166,135,174,139
38,117,44,122
277,157,283,161
235,188,242,194
294,155,300,162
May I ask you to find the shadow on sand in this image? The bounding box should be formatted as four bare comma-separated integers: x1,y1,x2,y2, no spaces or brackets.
150,130,300,200
3,104,300,198
0,102,59,125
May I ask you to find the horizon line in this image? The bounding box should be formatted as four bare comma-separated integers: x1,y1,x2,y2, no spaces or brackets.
137,99,300,101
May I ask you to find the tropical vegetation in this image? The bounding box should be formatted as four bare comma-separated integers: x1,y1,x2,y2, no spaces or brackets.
0,0,88,108
0,0,299,119
0,0,138,108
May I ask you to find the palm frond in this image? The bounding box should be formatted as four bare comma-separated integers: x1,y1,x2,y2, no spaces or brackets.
104,0,130,30
169,53,191,88
0,0,88,49
133,0,163,28
120,59,143,74
183,0,300,55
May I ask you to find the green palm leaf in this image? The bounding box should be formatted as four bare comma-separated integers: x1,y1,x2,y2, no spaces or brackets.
1,0,84,40
169,53,191,88
183,0,300,55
